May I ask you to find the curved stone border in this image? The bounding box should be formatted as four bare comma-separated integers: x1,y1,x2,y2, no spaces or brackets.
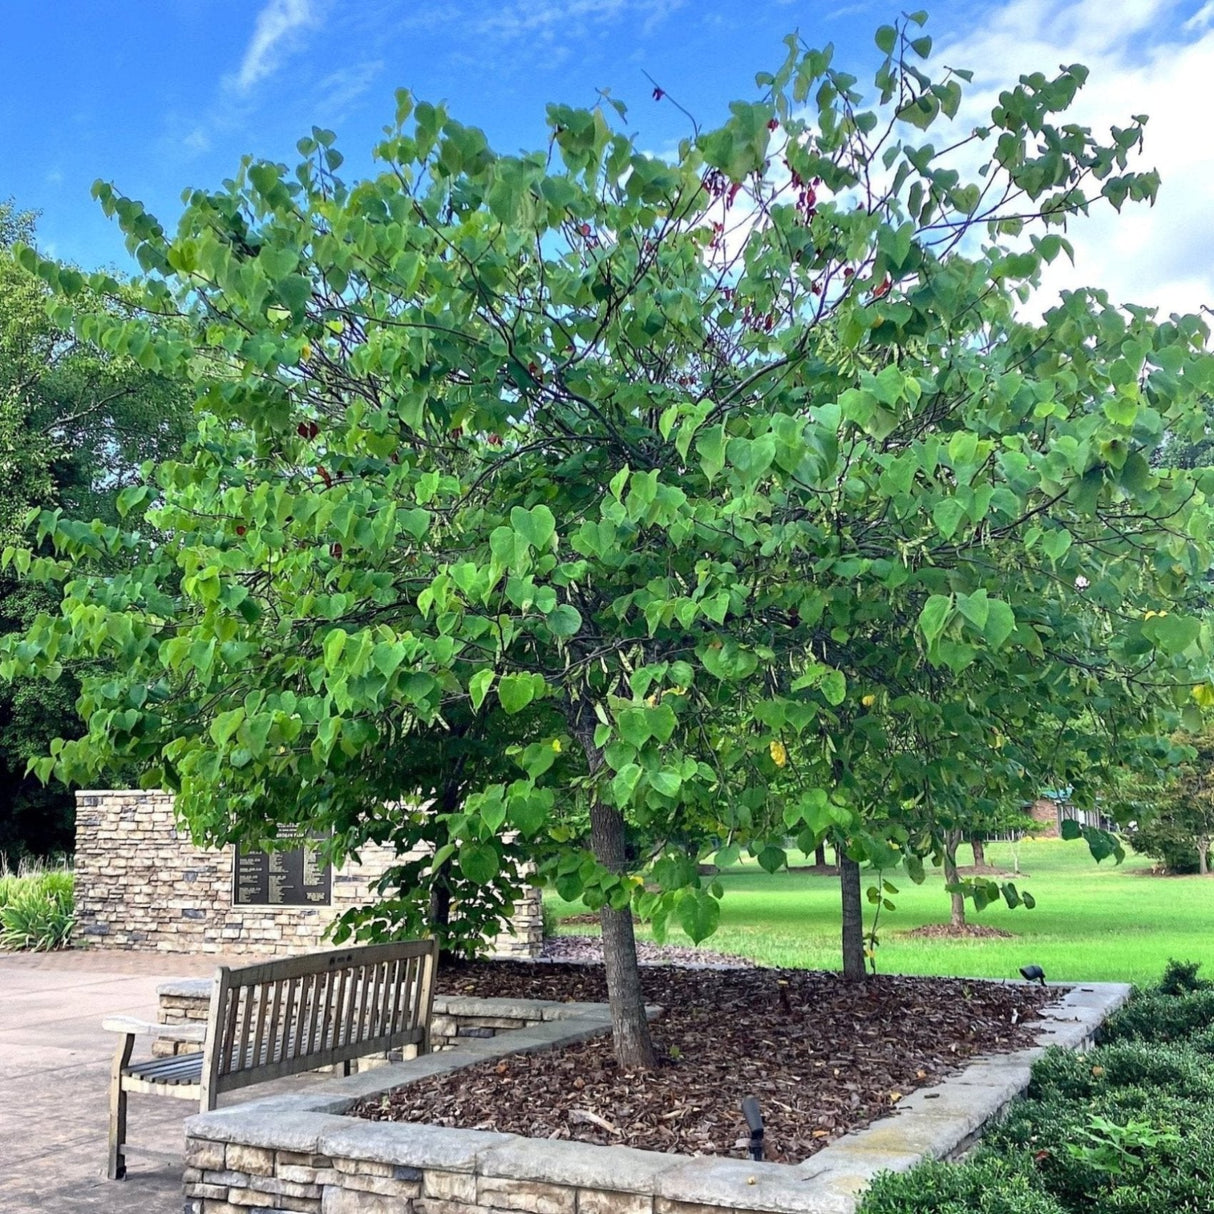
183,981,1131,1214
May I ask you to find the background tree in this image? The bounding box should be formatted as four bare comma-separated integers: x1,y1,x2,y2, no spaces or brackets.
5,21,1214,1070
0,200,191,855
1127,728,1214,874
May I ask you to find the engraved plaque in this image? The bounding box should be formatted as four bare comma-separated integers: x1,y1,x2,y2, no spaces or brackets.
233,828,332,906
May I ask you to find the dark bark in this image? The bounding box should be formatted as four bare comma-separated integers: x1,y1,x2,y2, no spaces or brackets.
970,836,986,868
573,713,657,1069
840,855,866,980
428,870,452,937
945,829,966,928
814,843,827,868
429,778,462,958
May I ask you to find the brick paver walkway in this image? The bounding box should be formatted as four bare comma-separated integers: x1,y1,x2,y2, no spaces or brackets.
1,949,258,1212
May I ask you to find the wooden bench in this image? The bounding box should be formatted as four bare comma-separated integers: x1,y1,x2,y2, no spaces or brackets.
103,939,438,1180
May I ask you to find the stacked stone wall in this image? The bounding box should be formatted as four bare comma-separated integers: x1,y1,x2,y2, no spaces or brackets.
183,1136,681,1214
74,790,542,958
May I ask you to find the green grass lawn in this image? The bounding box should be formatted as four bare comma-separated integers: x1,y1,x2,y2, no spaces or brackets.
546,838,1214,987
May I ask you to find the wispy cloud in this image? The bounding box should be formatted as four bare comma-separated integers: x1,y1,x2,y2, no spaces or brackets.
1184,0,1214,30
235,0,323,92
313,60,385,121
388,0,682,72
182,127,211,156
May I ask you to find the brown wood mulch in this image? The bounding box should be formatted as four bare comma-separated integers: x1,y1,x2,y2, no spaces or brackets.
543,933,756,968
351,961,1053,1163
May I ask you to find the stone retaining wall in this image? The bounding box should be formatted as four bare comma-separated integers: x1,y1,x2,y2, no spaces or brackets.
74,790,543,958
182,984,1133,1214
155,981,585,1059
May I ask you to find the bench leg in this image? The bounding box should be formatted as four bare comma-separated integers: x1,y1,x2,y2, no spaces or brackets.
107,1032,135,1180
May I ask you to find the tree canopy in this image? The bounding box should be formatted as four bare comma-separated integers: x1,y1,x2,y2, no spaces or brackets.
5,20,1214,1062
0,200,191,855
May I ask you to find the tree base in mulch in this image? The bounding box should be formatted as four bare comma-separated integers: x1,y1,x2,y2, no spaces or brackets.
352,960,1052,1163
903,923,1016,939
955,864,1028,878
543,934,755,968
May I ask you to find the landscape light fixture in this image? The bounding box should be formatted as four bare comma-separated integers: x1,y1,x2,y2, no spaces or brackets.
1019,965,1046,986
741,1096,764,1162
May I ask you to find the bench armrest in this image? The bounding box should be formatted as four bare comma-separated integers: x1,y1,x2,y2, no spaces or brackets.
101,1016,160,1036
101,1016,206,1043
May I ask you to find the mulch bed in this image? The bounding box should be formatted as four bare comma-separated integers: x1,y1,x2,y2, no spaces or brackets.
903,924,1016,939
543,933,755,968
351,961,1053,1163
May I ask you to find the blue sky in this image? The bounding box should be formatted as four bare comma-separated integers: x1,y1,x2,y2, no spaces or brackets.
4,0,1213,314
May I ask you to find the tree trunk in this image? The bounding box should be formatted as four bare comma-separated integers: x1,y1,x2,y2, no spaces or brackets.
840,855,866,980
428,872,452,937
573,715,657,1070
429,778,464,961
944,829,966,929
815,843,827,868
970,836,986,868
1200,838,1210,876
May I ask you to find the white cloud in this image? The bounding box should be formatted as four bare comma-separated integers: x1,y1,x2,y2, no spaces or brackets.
390,0,682,68
235,0,322,92
1184,0,1214,31
314,60,384,120
183,127,211,156
938,0,1214,318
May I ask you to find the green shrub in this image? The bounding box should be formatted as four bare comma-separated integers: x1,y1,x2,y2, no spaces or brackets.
0,872,74,950
862,965,1214,1214
1102,988,1214,1044
1026,1047,1101,1102
986,1085,1207,1213
541,896,559,940
860,1155,1065,1214
1025,1041,1214,1104
1093,1041,1214,1099
1091,1130,1214,1212
1180,1023,1214,1056
1124,816,1210,875
1157,958,1211,996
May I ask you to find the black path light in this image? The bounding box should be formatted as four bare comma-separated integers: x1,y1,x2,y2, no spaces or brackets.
741,1096,764,1161
1019,965,1046,986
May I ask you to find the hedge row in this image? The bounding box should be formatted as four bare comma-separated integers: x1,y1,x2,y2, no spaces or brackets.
860,961,1214,1214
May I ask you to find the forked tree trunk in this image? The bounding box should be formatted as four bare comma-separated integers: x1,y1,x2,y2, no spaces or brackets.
970,836,986,868
944,829,966,929
574,717,657,1070
840,855,866,980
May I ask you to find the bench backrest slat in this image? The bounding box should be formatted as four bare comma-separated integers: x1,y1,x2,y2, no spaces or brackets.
199,940,438,1110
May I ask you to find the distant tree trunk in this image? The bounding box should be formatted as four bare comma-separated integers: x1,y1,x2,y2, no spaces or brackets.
971,836,986,868
815,842,827,868
944,829,966,929
840,855,866,979
1200,837,1210,876
573,712,657,1070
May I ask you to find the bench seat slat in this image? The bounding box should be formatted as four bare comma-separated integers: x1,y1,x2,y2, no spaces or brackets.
125,1052,204,1084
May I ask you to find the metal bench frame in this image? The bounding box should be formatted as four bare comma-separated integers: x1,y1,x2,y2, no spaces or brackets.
104,939,438,1180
